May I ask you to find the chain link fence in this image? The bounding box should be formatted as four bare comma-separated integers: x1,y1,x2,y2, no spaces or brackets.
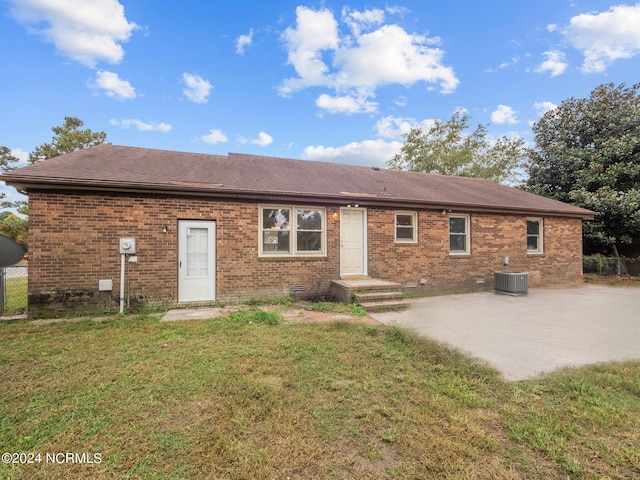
583,255,640,276
0,265,28,315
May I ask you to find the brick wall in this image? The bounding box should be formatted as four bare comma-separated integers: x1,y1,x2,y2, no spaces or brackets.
367,208,584,293
27,191,584,317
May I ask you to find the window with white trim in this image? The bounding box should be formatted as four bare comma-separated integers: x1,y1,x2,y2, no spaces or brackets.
395,212,417,243
260,206,326,256
449,214,470,254
527,218,543,254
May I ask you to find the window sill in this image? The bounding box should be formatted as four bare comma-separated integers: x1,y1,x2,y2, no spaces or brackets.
259,253,327,259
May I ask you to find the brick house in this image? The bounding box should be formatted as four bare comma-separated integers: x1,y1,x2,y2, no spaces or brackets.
2,144,595,317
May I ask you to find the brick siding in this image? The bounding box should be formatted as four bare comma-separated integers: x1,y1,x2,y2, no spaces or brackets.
27,191,584,317
367,209,583,293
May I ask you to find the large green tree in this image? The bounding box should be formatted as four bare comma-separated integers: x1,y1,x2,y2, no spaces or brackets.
525,83,640,255
387,110,527,184
29,116,107,164
1,116,107,250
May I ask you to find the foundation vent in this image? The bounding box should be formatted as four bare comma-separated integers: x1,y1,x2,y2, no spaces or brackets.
289,285,305,296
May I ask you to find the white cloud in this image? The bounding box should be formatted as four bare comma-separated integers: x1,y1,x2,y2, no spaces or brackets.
533,101,557,116
334,25,457,92
93,70,136,100
109,119,172,132
374,115,436,138
315,93,377,114
563,3,640,73
535,50,568,77
491,105,518,125
341,6,385,36
250,132,273,147
8,0,138,67
236,29,253,55
201,129,228,144
182,73,212,104
280,6,340,96
279,6,458,113
302,139,403,167
10,148,29,166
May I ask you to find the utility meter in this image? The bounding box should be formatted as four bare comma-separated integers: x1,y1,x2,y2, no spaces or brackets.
119,237,137,254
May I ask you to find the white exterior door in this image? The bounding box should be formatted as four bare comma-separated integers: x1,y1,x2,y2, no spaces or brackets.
340,208,366,276
178,220,216,302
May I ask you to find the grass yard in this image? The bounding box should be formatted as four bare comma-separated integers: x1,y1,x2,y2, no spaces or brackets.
1,310,639,479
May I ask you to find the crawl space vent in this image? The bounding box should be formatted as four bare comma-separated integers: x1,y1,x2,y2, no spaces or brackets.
289,285,305,296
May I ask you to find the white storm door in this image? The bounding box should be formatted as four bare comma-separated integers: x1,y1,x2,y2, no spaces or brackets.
178,220,216,302
340,209,366,276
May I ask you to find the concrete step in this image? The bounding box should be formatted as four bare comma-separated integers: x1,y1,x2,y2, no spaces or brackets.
361,300,411,313
353,291,404,303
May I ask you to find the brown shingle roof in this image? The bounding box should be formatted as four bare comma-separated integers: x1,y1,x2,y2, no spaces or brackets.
2,144,595,219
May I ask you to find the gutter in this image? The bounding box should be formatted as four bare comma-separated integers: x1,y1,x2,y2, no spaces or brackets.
1,175,597,221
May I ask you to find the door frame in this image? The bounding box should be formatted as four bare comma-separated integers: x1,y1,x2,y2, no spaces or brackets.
339,207,367,277
178,220,216,303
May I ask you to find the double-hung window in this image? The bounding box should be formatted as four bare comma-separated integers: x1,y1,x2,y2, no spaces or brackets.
260,206,326,256
395,212,417,243
527,218,543,254
449,214,470,255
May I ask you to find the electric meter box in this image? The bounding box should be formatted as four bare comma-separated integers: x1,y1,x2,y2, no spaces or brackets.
119,237,137,254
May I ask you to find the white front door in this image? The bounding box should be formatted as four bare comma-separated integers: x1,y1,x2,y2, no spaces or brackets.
178,220,216,302
340,208,366,276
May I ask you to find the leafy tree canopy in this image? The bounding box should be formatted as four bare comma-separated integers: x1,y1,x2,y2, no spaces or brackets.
525,83,640,255
0,146,19,173
387,110,527,184
29,116,107,164
0,212,27,250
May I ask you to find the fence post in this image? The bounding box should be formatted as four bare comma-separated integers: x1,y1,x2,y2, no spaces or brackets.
0,268,5,313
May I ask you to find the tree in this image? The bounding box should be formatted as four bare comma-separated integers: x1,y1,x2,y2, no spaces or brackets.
0,146,18,172
0,211,27,250
1,146,19,206
525,83,640,255
29,116,107,164
387,110,527,184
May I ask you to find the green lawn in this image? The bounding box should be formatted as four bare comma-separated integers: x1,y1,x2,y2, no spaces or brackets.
1,310,639,479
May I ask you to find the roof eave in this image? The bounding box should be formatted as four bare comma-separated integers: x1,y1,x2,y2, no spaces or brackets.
3,176,596,220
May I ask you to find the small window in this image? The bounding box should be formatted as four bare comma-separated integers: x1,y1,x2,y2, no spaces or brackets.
449,214,470,255
395,212,417,243
260,205,326,256
527,218,543,254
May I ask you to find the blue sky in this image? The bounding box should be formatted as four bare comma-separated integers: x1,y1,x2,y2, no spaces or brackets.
1,1,640,203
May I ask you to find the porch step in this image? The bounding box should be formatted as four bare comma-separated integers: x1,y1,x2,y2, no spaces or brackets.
353,291,404,303
361,300,411,313
330,278,409,313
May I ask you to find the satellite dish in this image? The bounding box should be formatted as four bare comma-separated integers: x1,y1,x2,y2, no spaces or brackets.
0,234,25,267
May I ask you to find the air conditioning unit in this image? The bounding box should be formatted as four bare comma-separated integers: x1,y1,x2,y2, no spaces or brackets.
494,271,528,295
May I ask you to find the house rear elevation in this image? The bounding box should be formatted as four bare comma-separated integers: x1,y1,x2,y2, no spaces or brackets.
1,144,595,317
